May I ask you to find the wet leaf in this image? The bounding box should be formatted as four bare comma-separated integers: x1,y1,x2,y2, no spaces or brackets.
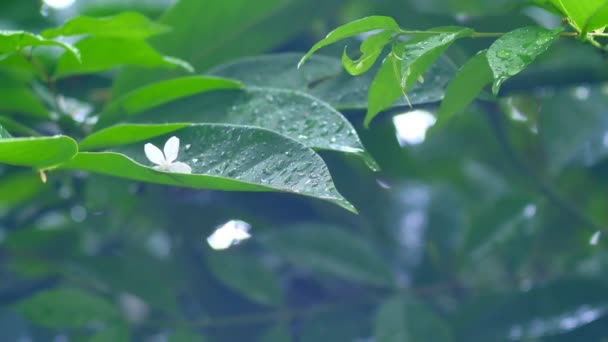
549,0,608,33
487,26,562,95
342,30,394,76
60,125,355,212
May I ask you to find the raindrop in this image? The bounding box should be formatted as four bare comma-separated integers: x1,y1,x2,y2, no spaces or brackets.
573,86,590,100
523,204,536,218
185,144,191,150
497,50,510,59
70,205,87,222
590,231,601,245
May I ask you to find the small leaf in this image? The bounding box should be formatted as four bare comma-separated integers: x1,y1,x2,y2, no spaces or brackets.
375,296,453,342
342,30,394,76
207,250,282,307
261,224,393,287
0,135,78,169
127,88,378,170
54,37,192,78
42,12,170,39
0,30,80,62
299,16,400,68
549,0,608,32
487,26,562,95
364,27,472,126
14,288,120,329
59,125,355,212
97,76,242,128
437,50,492,122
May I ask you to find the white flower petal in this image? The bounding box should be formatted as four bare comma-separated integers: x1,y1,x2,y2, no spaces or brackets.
206,220,252,250
207,229,235,250
144,143,165,165
163,136,180,163
168,162,192,174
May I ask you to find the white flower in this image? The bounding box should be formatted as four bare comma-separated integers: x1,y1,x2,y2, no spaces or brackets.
144,136,192,174
207,220,251,250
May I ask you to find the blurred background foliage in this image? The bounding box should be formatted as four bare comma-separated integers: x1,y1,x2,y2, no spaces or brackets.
1,0,608,341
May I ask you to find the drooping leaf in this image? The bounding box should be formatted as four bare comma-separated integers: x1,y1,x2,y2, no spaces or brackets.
342,30,394,76
0,135,78,169
487,26,562,95
113,0,343,93
97,76,242,128
0,30,80,62
60,125,355,212
0,116,41,136
375,296,453,342
299,16,400,68
125,88,378,170
437,50,492,122
206,250,282,307
14,288,120,329
209,53,456,111
42,12,170,39
54,37,192,78
261,224,393,286
364,27,472,126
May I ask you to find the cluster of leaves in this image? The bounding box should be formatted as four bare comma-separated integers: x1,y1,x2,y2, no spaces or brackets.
2,0,608,341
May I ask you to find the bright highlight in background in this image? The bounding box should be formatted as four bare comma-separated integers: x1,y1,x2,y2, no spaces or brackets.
207,220,251,250
392,109,437,146
43,0,76,9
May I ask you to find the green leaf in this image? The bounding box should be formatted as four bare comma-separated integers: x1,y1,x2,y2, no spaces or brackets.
375,296,453,342
59,125,355,212
261,224,393,287
0,30,80,62
14,288,120,329
549,0,608,32
298,16,399,68
209,53,456,111
364,27,472,126
126,88,378,170
97,76,242,128
342,30,394,76
54,37,192,78
0,171,45,211
113,0,344,94
206,250,282,307
0,76,48,118
0,116,41,136
0,135,78,169
487,26,562,95
81,123,189,150
437,50,492,122
364,52,403,128
42,12,170,39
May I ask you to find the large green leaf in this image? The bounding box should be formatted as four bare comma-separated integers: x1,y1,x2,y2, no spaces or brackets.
124,88,378,169
113,0,342,94
437,50,493,122
365,27,472,126
54,37,192,78
41,12,170,39
261,224,393,286
487,26,562,95
206,250,282,307
299,16,400,68
375,296,453,342
0,30,80,62
97,76,242,128
0,135,78,169
60,125,355,211
209,53,456,111
81,123,189,150
14,288,121,329
549,0,608,33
